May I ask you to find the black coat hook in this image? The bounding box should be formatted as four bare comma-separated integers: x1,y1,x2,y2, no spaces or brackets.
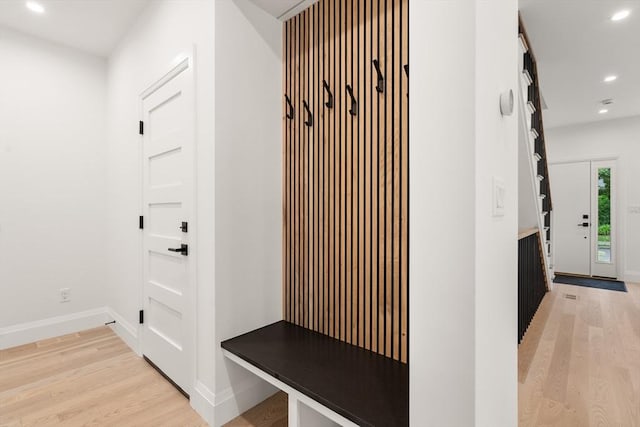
303,100,313,127
404,64,409,78
285,95,294,120
372,59,384,93
346,85,357,116
323,80,334,109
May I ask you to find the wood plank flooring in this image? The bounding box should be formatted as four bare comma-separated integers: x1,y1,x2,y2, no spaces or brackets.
519,281,640,427
0,326,206,427
223,392,287,427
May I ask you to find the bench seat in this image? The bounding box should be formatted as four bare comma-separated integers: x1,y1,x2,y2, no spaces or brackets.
221,321,408,427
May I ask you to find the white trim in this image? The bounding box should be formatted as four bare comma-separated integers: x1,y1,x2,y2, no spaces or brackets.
278,0,318,20
222,349,359,427
191,381,216,426
140,57,191,100
0,307,108,350
105,307,140,355
215,376,277,426
549,155,619,166
191,376,278,426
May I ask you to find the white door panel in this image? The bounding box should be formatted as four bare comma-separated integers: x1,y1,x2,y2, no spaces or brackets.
141,57,194,395
550,162,591,276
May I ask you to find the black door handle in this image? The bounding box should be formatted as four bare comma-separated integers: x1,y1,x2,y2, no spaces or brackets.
168,244,188,256
577,222,590,227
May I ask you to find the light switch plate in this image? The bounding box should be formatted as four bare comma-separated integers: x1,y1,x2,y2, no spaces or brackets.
493,176,506,217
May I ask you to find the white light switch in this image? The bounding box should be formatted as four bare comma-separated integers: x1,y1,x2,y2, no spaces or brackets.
493,176,506,217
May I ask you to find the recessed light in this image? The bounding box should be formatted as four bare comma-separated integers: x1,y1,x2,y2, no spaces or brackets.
611,10,630,21
599,109,609,114
26,1,45,14
604,75,618,83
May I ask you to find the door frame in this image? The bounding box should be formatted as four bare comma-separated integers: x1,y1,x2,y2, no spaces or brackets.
549,155,620,279
137,48,198,396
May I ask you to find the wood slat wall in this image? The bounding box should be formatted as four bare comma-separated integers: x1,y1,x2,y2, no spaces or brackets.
283,0,408,363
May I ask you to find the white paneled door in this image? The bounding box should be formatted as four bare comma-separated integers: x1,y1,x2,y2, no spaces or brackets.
550,161,592,276
140,57,194,396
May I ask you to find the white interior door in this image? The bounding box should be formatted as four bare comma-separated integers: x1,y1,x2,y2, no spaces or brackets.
550,162,591,276
140,57,194,395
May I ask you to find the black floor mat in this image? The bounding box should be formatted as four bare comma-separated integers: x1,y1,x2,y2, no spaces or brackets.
553,274,627,292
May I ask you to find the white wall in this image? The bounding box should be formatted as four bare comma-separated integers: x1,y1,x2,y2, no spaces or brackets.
104,0,215,399
0,27,107,339
212,1,282,424
474,0,519,425
409,1,476,426
546,116,640,283
410,0,518,425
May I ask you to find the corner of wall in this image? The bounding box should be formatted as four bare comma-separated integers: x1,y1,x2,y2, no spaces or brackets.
191,376,277,426
105,306,140,355
625,271,640,284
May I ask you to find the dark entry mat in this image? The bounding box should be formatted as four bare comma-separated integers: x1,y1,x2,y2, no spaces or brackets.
553,274,627,292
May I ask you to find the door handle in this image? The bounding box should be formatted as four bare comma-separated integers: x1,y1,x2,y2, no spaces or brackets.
168,244,188,256
577,222,590,227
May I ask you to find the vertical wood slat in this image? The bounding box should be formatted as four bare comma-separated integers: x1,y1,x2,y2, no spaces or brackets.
283,0,408,363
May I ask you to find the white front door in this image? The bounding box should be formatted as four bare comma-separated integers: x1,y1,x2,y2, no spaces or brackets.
140,57,194,395
550,161,591,276
550,160,617,279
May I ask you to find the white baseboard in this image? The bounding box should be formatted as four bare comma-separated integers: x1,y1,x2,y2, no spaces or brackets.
625,271,640,284
0,307,108,350
191,376,277,426
105,307,140,355
214,376,277,426
191,381,217,426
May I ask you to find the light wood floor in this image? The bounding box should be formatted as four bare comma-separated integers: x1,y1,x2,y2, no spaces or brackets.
223,392,287,427
0,327,206,427
519,281,640,426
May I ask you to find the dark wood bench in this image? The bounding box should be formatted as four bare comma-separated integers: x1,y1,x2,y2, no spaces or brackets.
221,321,408,427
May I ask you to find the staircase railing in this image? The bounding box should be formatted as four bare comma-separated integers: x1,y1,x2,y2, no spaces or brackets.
519,16,554,272
517,17,553,344
518,229,548,343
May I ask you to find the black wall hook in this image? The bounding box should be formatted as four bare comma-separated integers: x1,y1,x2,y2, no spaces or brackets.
303,100,313,127
323,80,334,109
285,94,294,120
372,59,384,93
346,85,357,116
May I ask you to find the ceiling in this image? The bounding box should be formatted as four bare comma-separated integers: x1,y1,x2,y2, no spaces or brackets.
250,0,316,20
0,0,149,57
520,1,640,129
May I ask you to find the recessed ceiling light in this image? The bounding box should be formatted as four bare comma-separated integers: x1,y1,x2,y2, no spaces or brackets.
611,10,630,21
604,75,618,83
26,1,45,14
599,109,609,114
